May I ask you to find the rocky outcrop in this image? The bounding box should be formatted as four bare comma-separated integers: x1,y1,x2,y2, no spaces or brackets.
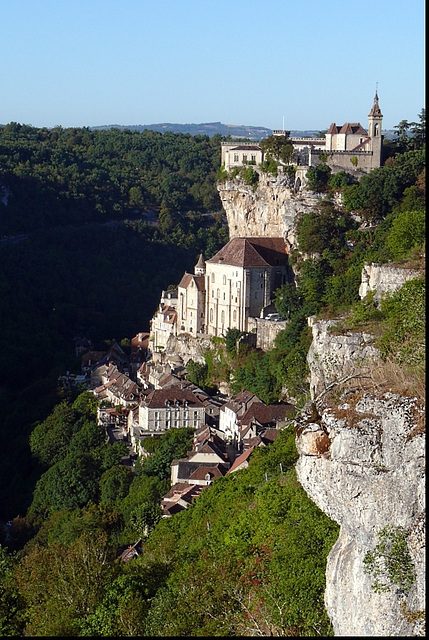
295,319,426,636
163,333,213,366
217,174,324,247
359,262,421,301
306,316,380,400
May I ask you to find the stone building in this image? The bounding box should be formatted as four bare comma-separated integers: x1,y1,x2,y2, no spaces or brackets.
176,254,206,335
221,92,384,175
204,236,291,336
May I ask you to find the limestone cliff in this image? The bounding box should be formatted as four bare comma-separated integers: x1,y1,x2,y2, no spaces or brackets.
217,173,324,246
295,318,425,636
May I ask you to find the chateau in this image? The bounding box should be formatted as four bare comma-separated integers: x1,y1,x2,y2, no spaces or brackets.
221,92,383,178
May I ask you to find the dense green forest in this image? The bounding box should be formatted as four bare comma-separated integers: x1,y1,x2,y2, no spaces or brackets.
0,124,229,519
0,114,425,636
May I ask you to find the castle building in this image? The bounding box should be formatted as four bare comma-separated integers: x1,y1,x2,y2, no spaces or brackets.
221,92,383,174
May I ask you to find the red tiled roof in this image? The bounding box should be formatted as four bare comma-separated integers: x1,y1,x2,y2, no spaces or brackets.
228,446,256,473
178,273,206,292
206,237,289,268
240,401,295,426
338,122,367,135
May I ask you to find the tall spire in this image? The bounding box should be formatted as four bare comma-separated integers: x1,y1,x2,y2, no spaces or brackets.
369,87,382,117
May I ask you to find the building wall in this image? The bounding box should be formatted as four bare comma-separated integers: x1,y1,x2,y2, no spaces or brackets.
204,261,288,337
138,403,204,432
177,279,205,335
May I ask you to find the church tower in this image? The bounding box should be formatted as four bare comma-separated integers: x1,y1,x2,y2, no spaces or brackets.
368,91,383,168
194,253,206,276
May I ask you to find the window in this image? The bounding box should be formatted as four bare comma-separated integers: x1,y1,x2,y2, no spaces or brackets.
251,154,256,162
210,308,213,322
234,153,239,162
217,288,220,298
223,275,226,285
223,292,226,300
221,311,225,323
211,273,215,283
233,310,236,321
242,154,247,162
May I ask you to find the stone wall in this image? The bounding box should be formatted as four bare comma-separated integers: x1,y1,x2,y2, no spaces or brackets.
255,317,287,351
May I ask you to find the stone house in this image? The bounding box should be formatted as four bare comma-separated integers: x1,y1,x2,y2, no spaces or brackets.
219,389,261,444
126,383,206,454
91,363,140,408
150,304,177,352
221,143,264,171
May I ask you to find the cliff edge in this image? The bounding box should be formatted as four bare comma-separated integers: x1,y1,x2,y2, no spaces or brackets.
295,318,425,636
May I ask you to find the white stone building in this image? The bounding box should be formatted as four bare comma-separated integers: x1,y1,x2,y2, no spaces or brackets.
204,236,291,336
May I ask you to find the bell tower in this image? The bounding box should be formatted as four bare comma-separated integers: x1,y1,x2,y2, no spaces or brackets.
368,90,383,168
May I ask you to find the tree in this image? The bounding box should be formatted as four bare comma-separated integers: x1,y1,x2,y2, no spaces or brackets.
260,135,294,165
99,464,134,505
273,283,302,319
409,108,425,150
29,401,78,467
14,532,118,636
305,163,331,192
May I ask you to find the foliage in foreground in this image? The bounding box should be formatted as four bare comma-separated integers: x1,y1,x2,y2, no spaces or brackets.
0,426,339,636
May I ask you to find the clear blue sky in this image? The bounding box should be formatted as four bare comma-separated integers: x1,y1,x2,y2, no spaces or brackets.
1,0,425,131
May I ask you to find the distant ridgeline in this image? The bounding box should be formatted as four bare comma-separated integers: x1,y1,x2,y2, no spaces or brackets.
90,121,396,141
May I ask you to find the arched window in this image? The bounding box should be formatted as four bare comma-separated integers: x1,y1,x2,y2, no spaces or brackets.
223,275,226,285
210,308,213,322
221,310,225,323
233,310,236,321
211,273,215,283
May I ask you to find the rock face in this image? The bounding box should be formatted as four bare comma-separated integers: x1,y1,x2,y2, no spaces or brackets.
306,316,380,400
359,262,421,301
295,321,426,636
217,174,324,246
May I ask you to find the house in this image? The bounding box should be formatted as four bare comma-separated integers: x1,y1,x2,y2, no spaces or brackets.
238,401,295,441
161,483,205,516
219,389,261,444
150,304,177,352
130,332,149,375
128,383,206,448
91,363,140,408
161,425,232,516
227,446,256,474
221,143,264,171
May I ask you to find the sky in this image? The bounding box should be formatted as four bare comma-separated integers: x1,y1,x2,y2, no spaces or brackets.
1,0,425,131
